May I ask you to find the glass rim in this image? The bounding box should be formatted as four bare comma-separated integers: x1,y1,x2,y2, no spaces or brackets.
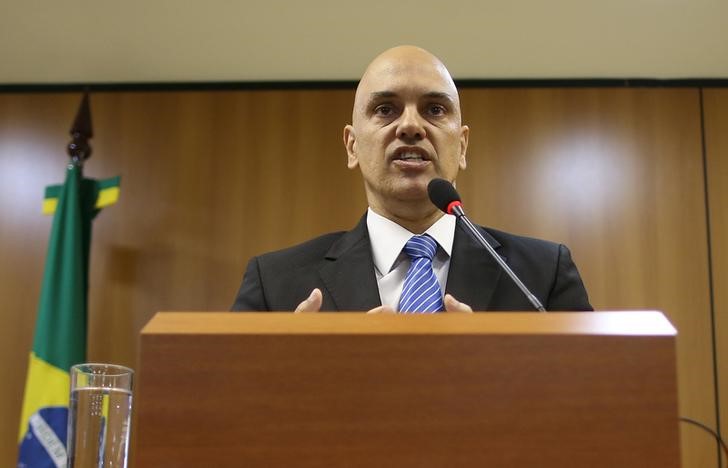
70,362,134,375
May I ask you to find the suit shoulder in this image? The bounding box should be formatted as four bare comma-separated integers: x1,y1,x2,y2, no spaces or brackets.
481,226,561,255
254,231,347,267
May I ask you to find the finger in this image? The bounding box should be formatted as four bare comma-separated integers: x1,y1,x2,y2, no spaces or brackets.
444,294,473,313
294,288,323,313
366,305,397,314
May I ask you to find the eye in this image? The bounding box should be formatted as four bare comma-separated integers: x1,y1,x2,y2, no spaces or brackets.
427,104,447,116
374,104,396,117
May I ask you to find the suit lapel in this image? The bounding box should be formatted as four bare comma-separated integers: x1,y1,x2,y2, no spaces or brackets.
318,215,382,311
445,222,503,311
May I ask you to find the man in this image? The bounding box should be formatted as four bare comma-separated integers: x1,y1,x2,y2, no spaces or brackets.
232,45,591,313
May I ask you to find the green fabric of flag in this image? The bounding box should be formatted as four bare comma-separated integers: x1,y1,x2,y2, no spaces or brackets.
17,163,120,467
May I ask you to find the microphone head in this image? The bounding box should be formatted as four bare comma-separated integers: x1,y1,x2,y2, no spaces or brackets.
427,178,462,214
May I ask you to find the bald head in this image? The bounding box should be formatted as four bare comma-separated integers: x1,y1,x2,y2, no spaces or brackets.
353,46,462,124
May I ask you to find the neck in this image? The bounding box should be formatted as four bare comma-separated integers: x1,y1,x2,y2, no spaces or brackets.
369,202,443,234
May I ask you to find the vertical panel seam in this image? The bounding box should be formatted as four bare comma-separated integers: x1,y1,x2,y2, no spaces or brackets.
699,86,723,467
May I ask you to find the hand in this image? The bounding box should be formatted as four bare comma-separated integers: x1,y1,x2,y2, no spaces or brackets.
443,294,473,313
368,295,472,314
366,305,397,314
294,288,323,313
293,290,397,314
294,290,472,314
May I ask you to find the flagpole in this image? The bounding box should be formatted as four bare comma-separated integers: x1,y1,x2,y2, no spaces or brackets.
67,91,93,168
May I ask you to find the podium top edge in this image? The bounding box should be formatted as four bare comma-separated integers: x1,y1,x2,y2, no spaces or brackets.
141,311,677,337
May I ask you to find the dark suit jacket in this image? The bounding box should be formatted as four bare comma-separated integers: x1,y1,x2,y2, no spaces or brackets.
232,215,592,311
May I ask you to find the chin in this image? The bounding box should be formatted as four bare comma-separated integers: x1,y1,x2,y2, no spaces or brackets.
391,179,430,201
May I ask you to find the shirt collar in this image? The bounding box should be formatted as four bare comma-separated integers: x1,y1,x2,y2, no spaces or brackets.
366,207,456,275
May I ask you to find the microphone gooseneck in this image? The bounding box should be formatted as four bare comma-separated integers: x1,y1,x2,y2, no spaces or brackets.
427,178,546,312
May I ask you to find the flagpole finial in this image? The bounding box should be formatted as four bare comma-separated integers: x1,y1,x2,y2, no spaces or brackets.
67,92,93,166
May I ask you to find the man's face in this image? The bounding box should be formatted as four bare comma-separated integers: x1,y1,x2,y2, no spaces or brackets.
344,47,469,215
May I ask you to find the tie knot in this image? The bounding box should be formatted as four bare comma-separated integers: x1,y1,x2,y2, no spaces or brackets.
403,234,438,261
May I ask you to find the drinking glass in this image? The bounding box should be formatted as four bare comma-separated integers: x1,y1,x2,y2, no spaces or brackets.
67,363,134,468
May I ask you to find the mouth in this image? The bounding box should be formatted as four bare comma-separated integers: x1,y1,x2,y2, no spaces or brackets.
396,152,428,162
390,147,433,165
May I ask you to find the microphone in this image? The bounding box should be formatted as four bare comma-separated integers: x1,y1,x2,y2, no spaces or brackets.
427,178,546,312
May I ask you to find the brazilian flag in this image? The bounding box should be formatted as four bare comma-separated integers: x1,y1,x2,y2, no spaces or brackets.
17,162,119,467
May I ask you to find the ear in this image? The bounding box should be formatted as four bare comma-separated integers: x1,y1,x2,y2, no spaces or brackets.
458,125,469,170
344,124,358,169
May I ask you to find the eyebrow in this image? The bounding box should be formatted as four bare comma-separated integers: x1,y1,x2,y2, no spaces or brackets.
422,91,456,103
367,91,397,102
366,91,456,105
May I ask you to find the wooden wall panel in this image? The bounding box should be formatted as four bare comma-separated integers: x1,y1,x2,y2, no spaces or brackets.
85,90,368,363
0,93,81,467
0,88,720,467
704,88,728,468
459,88,716,468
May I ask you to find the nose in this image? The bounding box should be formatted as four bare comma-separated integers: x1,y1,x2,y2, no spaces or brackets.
396,106,426,142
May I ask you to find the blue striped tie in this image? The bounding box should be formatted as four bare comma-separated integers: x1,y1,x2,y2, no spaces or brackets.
398,234,444,313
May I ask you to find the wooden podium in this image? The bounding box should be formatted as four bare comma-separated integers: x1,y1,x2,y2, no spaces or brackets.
135,312,680,467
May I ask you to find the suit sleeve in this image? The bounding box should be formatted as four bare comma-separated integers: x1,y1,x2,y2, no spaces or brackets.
546,244,593,311
231,257,270,311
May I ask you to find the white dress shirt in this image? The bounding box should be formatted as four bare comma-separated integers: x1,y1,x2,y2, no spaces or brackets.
366,208,456,311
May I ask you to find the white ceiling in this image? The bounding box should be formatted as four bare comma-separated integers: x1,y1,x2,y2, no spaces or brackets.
1,0,726,84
